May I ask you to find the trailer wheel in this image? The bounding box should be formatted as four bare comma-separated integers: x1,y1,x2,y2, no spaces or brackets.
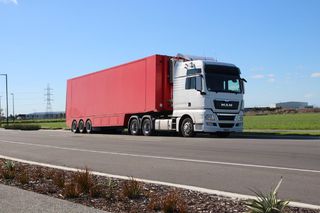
142,118,154,136
78,120,86,133
85,120,93,134
71,120,79,133
129,118,140,136
180,117,194,137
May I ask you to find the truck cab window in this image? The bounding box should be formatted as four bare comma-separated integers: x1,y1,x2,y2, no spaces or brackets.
185,77,196,90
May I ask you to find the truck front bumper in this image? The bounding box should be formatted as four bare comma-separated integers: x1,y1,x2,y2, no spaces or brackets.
194,122,243,133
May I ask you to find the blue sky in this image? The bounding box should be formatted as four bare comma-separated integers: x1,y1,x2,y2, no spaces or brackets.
0,0,320,114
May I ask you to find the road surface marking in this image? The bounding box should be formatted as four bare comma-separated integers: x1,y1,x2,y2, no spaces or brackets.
0,154,319,210
0,139,320,174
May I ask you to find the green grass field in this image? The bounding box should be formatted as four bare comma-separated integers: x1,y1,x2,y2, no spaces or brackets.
244,113,320,130
0,119,67,129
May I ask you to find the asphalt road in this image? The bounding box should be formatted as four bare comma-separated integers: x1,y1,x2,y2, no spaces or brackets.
0,129,319,205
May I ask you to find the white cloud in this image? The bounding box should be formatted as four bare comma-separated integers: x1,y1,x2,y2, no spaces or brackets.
311,72,320,78
0,0,18,4
251,74,265,79
251,73,276,83
304,93,313,98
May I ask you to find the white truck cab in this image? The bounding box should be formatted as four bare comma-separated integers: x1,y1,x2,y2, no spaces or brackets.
169,55,245,137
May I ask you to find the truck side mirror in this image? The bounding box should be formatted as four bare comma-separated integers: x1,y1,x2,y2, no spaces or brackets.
241,78,247,94
195,76,203,92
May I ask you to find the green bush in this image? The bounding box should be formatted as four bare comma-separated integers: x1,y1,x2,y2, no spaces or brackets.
3,124,41,130
246,178,289,213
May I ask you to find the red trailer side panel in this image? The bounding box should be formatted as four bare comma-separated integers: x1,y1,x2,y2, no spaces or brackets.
66,55,173,128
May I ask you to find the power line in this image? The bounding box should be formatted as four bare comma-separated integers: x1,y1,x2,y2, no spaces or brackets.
44,84,53,113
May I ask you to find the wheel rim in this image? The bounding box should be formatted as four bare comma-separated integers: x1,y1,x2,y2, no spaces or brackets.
130,120,138,135
143,120,151,135
79,121,84,132
183,121,192,135
72,121,77,132
86,121,92,133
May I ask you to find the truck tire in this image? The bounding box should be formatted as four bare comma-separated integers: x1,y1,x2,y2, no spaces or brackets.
85,120,92,134
142,118,154,136
216,132,230,138
71,120,79,133
78,120,86,133
129,118,140,136
180,117,194,137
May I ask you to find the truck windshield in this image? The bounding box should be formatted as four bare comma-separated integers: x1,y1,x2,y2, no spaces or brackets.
205,65,242,93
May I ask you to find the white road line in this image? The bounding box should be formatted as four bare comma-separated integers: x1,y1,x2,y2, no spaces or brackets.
0,154,319,210
0,139,320,174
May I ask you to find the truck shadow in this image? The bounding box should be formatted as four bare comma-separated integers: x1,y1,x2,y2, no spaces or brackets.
202,132,320,140
92,129,320,140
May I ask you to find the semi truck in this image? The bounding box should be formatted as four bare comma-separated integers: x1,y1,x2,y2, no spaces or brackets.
66,54,246,137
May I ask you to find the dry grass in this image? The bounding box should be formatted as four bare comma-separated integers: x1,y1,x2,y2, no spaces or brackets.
122,177,142,199
53,170,65,189
148,190,187,213
64,182,80,198
16,168,29,185
72,167,93,194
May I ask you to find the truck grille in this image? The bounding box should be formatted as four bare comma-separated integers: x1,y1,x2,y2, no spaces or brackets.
217,115,235,121
219,123,234,128
214,100,239,110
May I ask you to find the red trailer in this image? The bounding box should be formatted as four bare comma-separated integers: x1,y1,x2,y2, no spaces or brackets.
66,55,173,133
67,54,245,137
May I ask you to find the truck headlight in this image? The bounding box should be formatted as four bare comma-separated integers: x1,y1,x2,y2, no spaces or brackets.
237,115,243,122
205,114,215,121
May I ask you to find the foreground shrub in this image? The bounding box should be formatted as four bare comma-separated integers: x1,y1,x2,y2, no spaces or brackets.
3,124,41,130
148,190,187,213
64,182,80,198
89,184,105,198
105,178,117,199
73,167,93,194
16,168,29,185
1,160,16,180
122,177,142,199
246,178,289,213
53,170,65,188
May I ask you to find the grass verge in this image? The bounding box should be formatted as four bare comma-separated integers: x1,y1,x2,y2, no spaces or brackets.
244,113,320,130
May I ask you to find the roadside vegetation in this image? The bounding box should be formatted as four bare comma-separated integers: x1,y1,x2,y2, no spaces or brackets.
244,113,320,130
0,119,66,130
1,159,318,213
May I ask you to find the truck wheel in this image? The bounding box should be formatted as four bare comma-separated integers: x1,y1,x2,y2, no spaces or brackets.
216,132,230,138
180,117,194,137
85,120,92,134
142,118,154,136
129,118,140,135
71,120,79,133
78,120,86,133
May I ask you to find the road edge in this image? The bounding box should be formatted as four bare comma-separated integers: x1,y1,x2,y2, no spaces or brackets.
0,154,319,210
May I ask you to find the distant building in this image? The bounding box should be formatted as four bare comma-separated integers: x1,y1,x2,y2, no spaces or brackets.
26,111,65,120
275,102,308,109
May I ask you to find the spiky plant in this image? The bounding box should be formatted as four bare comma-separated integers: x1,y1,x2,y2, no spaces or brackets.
1,160,16,179
246,178,289,213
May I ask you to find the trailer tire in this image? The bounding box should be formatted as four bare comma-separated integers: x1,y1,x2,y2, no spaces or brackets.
180,117,194,137
142,118,154,136
71,120,79,133
78,120,86,133
129,118,140,136
85,120,93,134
